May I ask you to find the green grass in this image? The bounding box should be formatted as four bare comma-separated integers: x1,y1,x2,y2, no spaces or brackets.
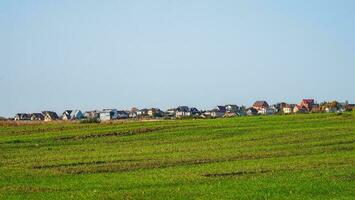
0,113,354,199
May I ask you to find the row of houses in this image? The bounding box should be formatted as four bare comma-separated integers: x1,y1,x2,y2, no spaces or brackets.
13,99,354,121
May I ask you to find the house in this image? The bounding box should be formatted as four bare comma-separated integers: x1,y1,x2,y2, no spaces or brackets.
165,108,177,118
128,111,137,118
129,107,138,118
62,110,73,121
99,109,118,121
224,112,237,117
274,102,287,113
189,107,200,116
293,105,307,113
71,110,84,120
200,110,212,118
14,113,31,121
84,110,100,119
282,105,293,114
176,106,191,118
225,104,239,113
43,111,59,121
137,109,149,117
117,110,129,119
253,101,269,111
62,110,84,120
246,107,258,116
300,99,315,111
30,113,44,121
258,107,275,115
207,106,226,118
148,108,163,118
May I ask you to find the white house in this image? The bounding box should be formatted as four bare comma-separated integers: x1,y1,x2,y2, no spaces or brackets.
99,109,118,121
175,106,191,118
258,107,275,115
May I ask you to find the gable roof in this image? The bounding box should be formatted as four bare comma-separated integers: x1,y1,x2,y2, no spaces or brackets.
302,99,315,105
253,101,269,108
31,113,44,119
42,111,59,119
216,106,226,112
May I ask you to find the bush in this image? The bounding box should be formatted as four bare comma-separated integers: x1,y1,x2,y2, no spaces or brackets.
80,118,100,124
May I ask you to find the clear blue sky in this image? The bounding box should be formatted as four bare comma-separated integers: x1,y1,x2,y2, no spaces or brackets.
1,0,354,117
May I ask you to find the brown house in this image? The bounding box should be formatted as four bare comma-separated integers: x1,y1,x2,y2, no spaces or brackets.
253,101,269,110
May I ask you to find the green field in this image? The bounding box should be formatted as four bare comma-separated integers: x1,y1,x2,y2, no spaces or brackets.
0,113,354,199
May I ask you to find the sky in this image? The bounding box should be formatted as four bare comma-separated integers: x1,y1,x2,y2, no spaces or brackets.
0,0,355,117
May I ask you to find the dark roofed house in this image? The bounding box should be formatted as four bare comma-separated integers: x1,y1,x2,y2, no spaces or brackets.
210,106,226,118
176,106,191,118
43,111,59,121
31,113,44,121
148,108,163,118
117,110,129,119
246,107,258,116
137,109,149,118
253,101,269,110
189,107,200,116
14,113,31,121
216,106,226,113
225,104,239,113
165,108,177,118
62,110,73,121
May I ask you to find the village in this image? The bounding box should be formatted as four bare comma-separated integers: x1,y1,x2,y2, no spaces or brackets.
9,99,355,122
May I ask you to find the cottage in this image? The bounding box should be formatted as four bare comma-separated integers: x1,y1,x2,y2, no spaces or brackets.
31,113,44,121
176,106,191,118
300,99,315,112
225,104,239,113
14,113,31,121
293,105,307,113
165,108,177,118
258,107,275,115
224,112,237,117
62,110,84,120
84,110,100,119
99,109,118,121
282,105,293,114
137,109,149,117
117,110,129,119
71,110,84,120
246,107,258,116
253,101,269,110
189,107,200,116
148,108,163,118
43,111,59,121
62,110,73,121
129,107,138,118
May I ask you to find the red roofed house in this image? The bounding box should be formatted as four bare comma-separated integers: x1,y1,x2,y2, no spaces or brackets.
300,99,315,112
252,101,269,111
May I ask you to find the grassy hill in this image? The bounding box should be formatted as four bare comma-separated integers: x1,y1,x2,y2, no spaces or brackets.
0,113,354,199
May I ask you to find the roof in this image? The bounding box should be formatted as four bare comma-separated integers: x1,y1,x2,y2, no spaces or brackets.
216,106,226,112
253,101,269,108
42,111,59,119
302,99,315,104
177,106,189,112
247,107,258,113
31,113,44,118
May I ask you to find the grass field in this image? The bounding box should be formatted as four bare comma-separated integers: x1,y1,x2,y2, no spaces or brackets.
0,113,354,199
